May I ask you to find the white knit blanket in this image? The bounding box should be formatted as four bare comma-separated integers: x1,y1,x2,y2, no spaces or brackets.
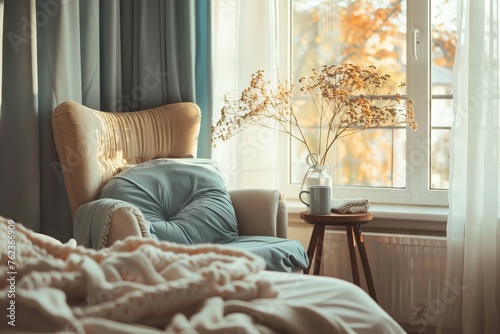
0,217,282,334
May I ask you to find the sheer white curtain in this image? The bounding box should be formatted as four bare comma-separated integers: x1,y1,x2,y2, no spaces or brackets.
440,0,500,333
211,0,283,190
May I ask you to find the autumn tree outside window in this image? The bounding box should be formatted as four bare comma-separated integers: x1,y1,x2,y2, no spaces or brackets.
287,0,456,206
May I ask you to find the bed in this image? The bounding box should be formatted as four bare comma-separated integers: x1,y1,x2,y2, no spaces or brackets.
0,216,405,333
1,101,408,333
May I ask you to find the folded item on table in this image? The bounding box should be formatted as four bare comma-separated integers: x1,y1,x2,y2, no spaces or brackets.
332,198,370,214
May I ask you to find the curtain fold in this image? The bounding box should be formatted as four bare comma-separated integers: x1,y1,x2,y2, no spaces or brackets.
0,0,40,231
36,0,97,240
211,0,282,190
195,0,212,158
100,0,121,111
440,0,500,333
0,0,211,241
118,0,197,111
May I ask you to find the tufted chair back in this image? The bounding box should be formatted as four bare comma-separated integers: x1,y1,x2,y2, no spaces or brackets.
51,101,201,218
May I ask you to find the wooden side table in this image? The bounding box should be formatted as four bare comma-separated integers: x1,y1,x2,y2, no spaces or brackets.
300,211,377,301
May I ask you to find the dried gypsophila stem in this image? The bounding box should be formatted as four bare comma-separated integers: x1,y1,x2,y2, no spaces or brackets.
212,64,417,165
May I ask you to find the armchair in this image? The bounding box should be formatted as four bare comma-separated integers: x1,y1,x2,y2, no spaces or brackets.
51,101,308,272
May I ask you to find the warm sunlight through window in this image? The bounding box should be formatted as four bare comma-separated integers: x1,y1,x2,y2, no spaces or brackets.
290,0,456,204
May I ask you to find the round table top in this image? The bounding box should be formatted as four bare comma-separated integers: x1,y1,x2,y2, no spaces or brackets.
299,211,373,226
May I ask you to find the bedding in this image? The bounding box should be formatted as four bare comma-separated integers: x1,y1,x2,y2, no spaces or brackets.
0,217,406,334
74,159,308,272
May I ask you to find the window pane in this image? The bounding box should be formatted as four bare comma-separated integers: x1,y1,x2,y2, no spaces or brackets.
292,0,408,187
430,0,456,190
431,93,454,127
431,129,450,189
335,128,406,187
291,127,406,187
293,0,407,81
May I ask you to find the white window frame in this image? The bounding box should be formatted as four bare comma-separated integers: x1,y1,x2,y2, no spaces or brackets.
277,0,449,207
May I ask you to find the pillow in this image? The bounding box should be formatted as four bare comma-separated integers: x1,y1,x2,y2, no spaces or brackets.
100,158,239,244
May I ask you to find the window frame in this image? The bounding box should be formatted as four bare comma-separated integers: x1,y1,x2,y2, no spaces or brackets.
277,0,449,207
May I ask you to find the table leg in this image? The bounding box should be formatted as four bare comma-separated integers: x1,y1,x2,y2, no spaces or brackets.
305,224,321,274
354,225,377,301
346,225,361,286
313,225,325,275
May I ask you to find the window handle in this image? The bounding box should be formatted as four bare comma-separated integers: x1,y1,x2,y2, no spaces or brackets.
411,28,420,60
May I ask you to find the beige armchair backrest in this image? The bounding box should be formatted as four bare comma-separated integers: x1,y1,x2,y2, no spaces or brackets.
51,101,201,218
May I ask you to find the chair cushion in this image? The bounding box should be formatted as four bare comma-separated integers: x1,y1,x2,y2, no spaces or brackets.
100,159,239,244
98,158,309,272
226,236,309,272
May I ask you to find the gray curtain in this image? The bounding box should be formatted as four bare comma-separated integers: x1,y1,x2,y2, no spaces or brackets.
0,0,211,241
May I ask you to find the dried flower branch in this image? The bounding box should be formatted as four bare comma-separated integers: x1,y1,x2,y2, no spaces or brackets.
212,63,417,166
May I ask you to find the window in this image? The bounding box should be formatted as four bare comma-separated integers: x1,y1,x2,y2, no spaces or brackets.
278,0,456,206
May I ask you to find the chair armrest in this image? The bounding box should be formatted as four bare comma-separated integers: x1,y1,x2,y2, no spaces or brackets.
74,198,149,249
229,189,288,238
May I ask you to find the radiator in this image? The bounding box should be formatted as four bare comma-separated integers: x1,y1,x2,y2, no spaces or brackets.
320,231,461,334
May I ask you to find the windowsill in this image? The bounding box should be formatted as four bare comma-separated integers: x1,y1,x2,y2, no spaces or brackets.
287,199,448,237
